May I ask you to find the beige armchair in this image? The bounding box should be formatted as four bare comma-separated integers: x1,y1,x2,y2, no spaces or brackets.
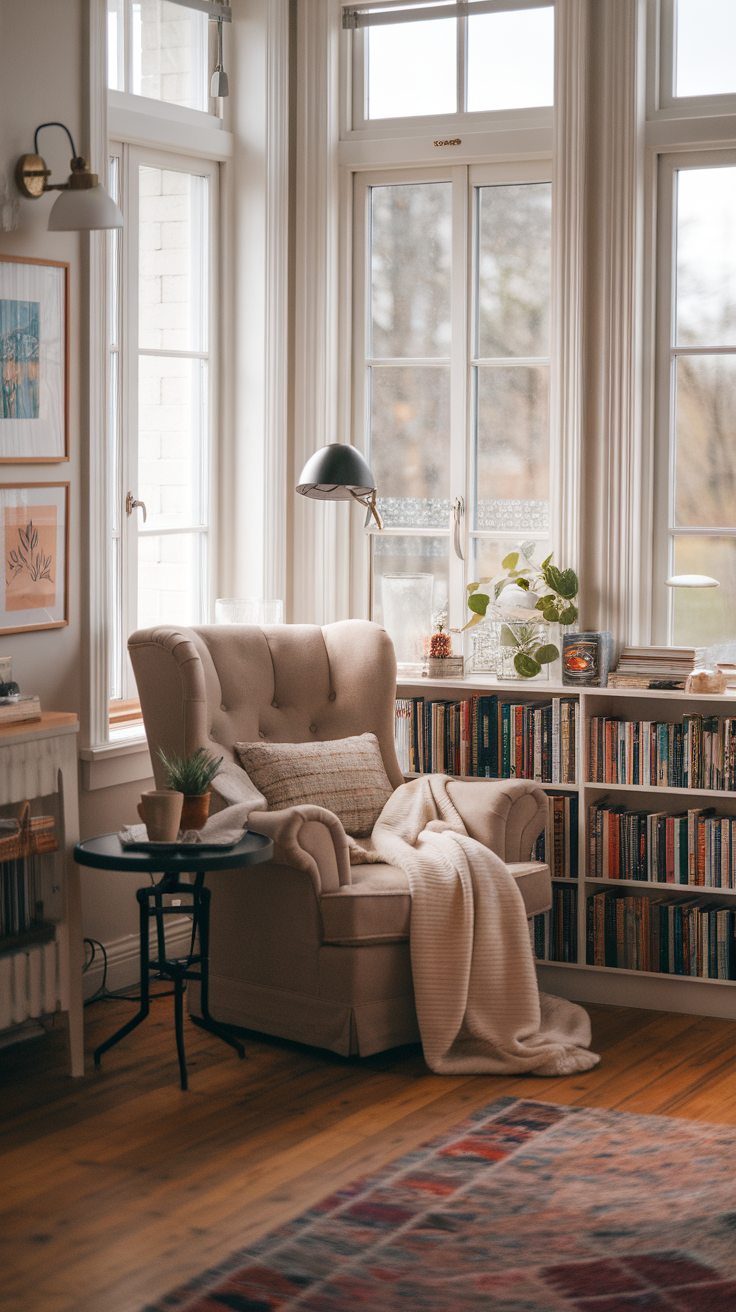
128,620,551,1057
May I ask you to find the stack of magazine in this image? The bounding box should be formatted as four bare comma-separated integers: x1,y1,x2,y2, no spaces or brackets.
608,646,695,689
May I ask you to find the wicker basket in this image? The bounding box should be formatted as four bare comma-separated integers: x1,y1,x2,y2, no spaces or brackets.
0,800,58,863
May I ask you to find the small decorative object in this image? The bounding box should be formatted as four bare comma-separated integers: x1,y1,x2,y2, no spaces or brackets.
215,598,284,624
0,482,69,635
137,790,184,843
685,661,727,695
381,572,433,671
463,543,577,679
157,745,223,830
429,615,452,658
0,257,69,462
562,631,613,686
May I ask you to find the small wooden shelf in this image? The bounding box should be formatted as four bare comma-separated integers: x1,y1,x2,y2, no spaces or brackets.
0,922,56,957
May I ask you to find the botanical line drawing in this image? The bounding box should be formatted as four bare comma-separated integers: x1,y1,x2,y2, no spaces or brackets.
5,504,56,611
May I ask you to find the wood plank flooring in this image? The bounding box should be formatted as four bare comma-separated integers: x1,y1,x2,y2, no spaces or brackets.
2,997,736,1312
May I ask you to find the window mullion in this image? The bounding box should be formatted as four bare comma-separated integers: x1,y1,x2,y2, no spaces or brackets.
448,163,468,633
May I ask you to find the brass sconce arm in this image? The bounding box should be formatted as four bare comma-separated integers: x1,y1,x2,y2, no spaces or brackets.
15,122,98,200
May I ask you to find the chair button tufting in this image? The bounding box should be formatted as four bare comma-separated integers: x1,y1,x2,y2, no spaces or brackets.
328,692,336,702
271,700,278,708
310,724,317,733
259,731,265,739
220,703,227,712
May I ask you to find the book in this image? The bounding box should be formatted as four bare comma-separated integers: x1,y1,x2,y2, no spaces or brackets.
0,695,41,725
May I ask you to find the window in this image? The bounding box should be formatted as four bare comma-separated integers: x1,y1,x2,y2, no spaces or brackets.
674,0,736,100
354,166,552,634
655,154,736,648
107,0,210,112
106,144,216,720
350,1,554,127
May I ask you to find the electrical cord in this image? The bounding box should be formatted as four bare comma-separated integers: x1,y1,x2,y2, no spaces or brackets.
83,935,180,1006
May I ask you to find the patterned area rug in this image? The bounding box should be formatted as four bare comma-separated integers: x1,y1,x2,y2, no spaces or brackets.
145,1097,736,1311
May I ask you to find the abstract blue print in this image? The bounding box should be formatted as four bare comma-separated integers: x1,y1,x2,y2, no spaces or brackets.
0,300,40,419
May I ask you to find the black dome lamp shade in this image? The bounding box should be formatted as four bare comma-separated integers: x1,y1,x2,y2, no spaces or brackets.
296,443,383,528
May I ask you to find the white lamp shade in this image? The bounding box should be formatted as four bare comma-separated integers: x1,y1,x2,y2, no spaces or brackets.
48,183,123,231
664,574,720,588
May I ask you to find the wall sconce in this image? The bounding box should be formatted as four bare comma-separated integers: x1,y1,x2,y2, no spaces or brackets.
296,443,383,528
15,122,123,231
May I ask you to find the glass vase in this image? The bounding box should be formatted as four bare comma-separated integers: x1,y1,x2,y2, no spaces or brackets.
498,619,551,681
471,617,500,673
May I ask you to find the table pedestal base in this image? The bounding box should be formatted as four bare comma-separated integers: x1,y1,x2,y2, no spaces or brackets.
93,872,245,1090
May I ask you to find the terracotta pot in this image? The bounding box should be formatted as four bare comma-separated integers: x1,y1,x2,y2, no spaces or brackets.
180,792,211,830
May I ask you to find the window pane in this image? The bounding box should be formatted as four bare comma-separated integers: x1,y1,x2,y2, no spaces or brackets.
367,19,456,119
672,537,736,646
467,8,554,112
676,168,736,348
475,366,550,532
132,0,209,111
138,532,205,629
139,166,208,352
675,354,736,528
675,0,736,99
371,183,452,359
371,366,450,527
473,537,550,585
477,182,551,359
107,0,124,90
372,535,449,631
139,356,207,531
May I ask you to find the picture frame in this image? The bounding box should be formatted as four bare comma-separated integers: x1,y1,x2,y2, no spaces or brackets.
0,255,69,463
0,483,69,635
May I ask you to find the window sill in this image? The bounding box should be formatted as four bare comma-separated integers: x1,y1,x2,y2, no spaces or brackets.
79,735,153,792
108,90,234,160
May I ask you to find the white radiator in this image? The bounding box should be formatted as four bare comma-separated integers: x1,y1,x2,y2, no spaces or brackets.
0,941,59,1030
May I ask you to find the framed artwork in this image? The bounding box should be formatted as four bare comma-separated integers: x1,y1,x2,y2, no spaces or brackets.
0,255,69,463
0,483,69,635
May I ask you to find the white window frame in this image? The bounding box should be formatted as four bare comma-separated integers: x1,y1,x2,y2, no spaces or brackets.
108,142,218,709
346,3,555,140
653,0,736,119
651,146,736,644
351,159,553,635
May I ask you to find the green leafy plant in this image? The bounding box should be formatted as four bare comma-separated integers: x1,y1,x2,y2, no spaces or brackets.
157,746,223,796
499,619,559,679
463,543,579,630
462,543,579,678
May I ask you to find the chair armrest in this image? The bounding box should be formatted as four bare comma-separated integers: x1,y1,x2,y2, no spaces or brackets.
506,860,552,917
445,778,548,862
248,806,352,895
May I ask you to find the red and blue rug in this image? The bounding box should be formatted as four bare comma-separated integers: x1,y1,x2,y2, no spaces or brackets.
146,1097,736,1311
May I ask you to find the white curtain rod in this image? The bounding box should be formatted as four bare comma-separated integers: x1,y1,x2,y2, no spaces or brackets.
343,0,552,29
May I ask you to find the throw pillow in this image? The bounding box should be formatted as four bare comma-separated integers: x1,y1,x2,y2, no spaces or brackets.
235,733,393,837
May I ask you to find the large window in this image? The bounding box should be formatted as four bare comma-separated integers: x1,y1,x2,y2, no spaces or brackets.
656,155,736,647
349,1,554,127
354,167,552,633
107,0,211,112
107,144,216,718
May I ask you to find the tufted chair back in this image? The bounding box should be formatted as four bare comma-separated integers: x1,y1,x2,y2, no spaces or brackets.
128,619,405,790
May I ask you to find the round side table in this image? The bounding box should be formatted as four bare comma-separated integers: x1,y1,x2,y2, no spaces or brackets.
75,831,273,1089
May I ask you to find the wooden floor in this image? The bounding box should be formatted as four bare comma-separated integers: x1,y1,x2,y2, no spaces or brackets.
3,998,736,1312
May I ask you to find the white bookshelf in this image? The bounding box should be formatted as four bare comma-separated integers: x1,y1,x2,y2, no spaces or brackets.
396,674,736,1021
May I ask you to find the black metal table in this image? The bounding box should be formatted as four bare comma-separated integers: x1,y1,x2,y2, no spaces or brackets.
74,831,273,1088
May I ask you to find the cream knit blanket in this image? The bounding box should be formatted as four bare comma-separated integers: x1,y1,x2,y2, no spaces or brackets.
369,774,600,1076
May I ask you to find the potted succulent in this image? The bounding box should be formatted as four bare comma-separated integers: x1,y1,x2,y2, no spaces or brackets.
157,746,223,830
463,543,579,679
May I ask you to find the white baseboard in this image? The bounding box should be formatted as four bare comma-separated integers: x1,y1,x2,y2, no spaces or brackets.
83,917,194,998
